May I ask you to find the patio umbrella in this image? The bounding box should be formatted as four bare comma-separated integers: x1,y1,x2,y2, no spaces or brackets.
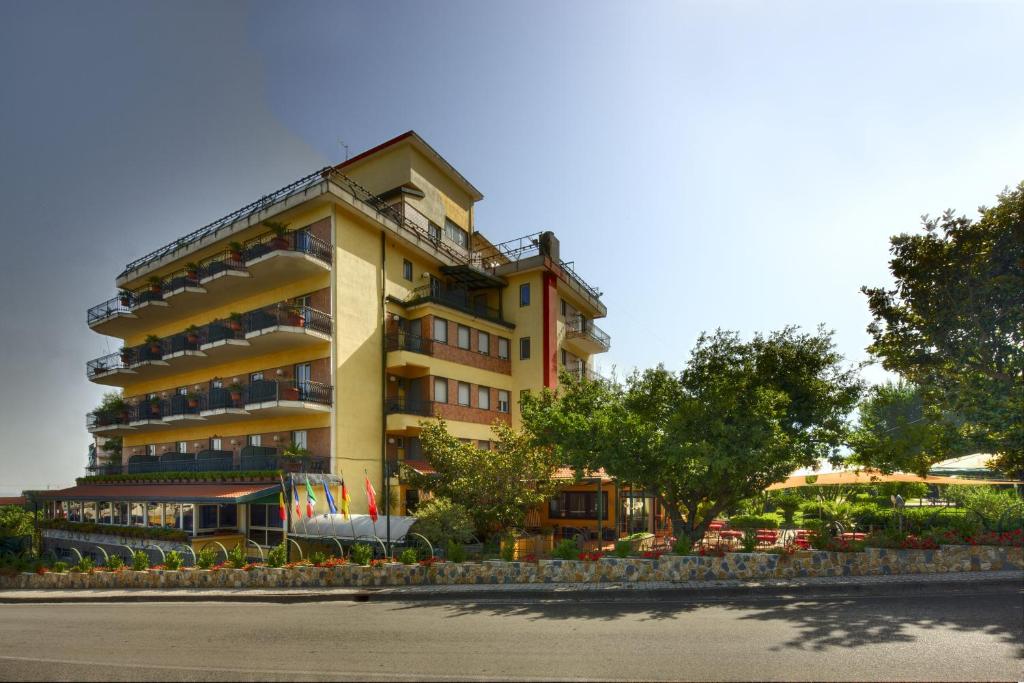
765,468,1018,490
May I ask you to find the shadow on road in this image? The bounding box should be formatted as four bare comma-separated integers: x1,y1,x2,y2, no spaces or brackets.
391,584,1024,655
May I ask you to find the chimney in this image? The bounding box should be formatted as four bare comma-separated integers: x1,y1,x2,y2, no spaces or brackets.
538,231,560,261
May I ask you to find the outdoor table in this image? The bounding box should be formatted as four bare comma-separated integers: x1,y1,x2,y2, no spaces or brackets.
839,532,867,540
719,530,743,539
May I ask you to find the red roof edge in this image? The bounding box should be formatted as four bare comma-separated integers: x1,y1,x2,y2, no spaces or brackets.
331,131,416,172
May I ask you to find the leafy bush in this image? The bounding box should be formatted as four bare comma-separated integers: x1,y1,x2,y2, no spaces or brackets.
227,544,246,569
944,485,1024,531
105,555,124,571
195,547,217,570
445,540,467,563
672,538,694,555
163,551,183,570
552,539,579,560
267,543,287,568
399,548,418,565
770,492,803,525
132,551,150,571
728,514,780,530
308,551,327,566
499,536,516,562
740,531,759,553
410,498,475,549
877,482,930,500
613,540,632,558
73,557,94,573
350,543,373,566
52,561,69,573
849,502,891,528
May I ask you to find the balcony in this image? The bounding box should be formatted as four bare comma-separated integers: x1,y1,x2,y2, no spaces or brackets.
400,282,507,326
87,228,332,337
564,316,611,354
385,332,512,377
86,409,134,436
120,448,328,475
384,397,437,417
87,302,331,386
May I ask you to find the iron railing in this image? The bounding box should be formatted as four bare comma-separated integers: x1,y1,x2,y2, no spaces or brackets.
129,400,167,423
247,302,332,336
245,379,333,406
566,316,611,350
243,228,331,266
86,352,128,379
86,409,131,431
385,332,434,355
406,282,503,323
384,397,436,416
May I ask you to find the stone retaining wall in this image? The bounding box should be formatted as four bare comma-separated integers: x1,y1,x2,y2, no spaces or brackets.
3,545,1020,590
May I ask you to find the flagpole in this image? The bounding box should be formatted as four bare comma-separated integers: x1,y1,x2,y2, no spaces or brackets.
340,467,357,541
284,474,292,563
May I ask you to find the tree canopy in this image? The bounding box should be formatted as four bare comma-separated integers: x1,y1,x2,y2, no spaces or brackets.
523,327,862,546
862,182,1024,476
402,419,561,540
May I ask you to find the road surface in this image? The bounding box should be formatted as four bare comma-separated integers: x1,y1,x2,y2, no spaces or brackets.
0,582,1020,681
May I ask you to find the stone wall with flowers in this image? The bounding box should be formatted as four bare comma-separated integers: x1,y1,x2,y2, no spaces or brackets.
2,545,1021,590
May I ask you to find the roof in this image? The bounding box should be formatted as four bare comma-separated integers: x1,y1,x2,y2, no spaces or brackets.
332,130,484,202
402,460,435,476
0,496,26,507
766,469,1018,491
553,467,613,483
28,483,279,504
929,453,998,473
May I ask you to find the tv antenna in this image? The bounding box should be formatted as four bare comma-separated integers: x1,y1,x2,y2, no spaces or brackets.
337,138,350,161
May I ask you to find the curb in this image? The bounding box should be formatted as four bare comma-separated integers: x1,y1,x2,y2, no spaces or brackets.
1,570,1020,604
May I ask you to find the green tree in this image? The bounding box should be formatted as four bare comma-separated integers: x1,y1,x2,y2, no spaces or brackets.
0,505,34,537
402,420,560,540
523,327,861,546
862,182,1024,476
408,497,475,548
846,381,962,476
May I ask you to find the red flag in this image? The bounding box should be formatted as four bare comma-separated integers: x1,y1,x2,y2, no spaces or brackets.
365,474,378,523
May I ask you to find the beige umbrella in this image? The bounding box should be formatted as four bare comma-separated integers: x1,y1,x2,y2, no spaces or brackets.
766,468,1018,491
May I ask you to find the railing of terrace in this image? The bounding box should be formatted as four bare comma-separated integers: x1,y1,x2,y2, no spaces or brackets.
383,397,436,416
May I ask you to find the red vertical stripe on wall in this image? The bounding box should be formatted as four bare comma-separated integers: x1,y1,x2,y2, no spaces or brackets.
542,272,558,388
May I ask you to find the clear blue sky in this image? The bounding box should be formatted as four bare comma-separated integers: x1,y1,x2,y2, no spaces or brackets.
1,1,1022,493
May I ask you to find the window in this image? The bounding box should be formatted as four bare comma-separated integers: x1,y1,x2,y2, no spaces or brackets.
211,378,224,389
292,430,307,449
444,218,468,249
198,505,219,531
478,440,490,450
295,362,311,384
478,332,489,355
478,386,490,410
432,317,448,343
457,382,470,406
428,222,442,243
402,259,413,281
497,337,509,359
519,283,531,307
497,390,510,413
181,504,193,533
211,438,222,451
548,491,610,520
250,371,263,382
247,503,284,547
146,444,156,456
248,434,261,447
520,337,531,360
561,349,568,367
560,298,566,317
178,441,188,454
177,386,188,396
457,325,470,350
433,377,448,403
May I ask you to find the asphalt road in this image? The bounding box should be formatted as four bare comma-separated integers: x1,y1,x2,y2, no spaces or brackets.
0,583,1020,681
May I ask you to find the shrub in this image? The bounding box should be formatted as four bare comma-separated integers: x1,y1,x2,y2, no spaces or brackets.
445,540,466,563
849,502,890,529
308,551,327,566
877,482,930,500
350,543,373,566
163,551,183,571
267,543,287,568
195,547,217,570
728,514,780,531
132,551,150,571
672,538,694,555
771,492,803,525
227,544,246,569
52,561,69,573
613,540,632,558
105,555,124,571
740,530,759,553
409,498,475,549
945,485,1024,531
73,557,94,573
499,536,516,562
552,539,578,560
399,548,418,565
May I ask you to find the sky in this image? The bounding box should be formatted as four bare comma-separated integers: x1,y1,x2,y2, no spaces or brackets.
0,1,1021,494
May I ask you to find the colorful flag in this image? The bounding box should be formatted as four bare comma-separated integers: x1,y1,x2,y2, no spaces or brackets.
278,475,288,522
305,478,317,518
293,479,301,517
365,473,378,523
323,481,338,515
340,477,351,520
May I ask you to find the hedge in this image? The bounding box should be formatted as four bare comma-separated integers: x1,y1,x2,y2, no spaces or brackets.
76,470,280,485
40,519,188,542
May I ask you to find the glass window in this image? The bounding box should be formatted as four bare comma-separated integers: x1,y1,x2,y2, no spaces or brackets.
433,377,448,403
560,298,566,316
520,337,531,360
457,382,470,406
130,502,145,526
497,390,510,413
182,504,194,533
478,386,490,410
292,430,308,449
248,434,261,447
147,502,162,527
164,503,181,529
178,441,188,453
548,491,610,520
432,317,448,343
478,440,490,450
250,504,267,528
457,325,470,349
498,337,509,359
519,283,530,307
478,332,489,355
444,218,468,249
147,444,156,456
83,502,97,523
68,501,81,522
113,502,128,525
250,371,264,382
99,502,112,524
428,222,442,243
219,504,237,528
199,505,219,531
211,438,222,451
402,259,413,281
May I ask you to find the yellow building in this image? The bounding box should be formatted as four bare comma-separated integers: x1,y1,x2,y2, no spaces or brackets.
35,131,611,557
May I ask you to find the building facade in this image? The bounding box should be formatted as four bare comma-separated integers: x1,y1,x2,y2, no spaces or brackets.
33,132,612,558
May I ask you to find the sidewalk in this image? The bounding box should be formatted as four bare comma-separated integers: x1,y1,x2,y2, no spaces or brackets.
1,569,1019,604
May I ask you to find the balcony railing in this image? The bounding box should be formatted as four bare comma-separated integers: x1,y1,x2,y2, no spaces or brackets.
405,283,504,323
122,449,329,475
246,303,331,336
385,332,434,355
384,397,436,417
243,229,331,265
566,316,611,350
246,379,333,405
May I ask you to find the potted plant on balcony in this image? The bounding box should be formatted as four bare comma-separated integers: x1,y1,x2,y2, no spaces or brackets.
228,241,244,262
119,346,133,365
146,276,163,295
228,312,244,332
280,380,300,401
266,221,290,250
184,262,200,282
285,304,305,328
185,392,200,409
228,383,244,404
144,334,162,356
148,397,162,418
281,442,312,472
184,325,200,345
118,289,133,307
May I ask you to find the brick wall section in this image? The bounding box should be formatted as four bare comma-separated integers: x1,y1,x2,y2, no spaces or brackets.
302,217,331,243
308,287,331,314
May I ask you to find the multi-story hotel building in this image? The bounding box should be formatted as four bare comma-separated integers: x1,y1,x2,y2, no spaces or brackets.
31,132,615,558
